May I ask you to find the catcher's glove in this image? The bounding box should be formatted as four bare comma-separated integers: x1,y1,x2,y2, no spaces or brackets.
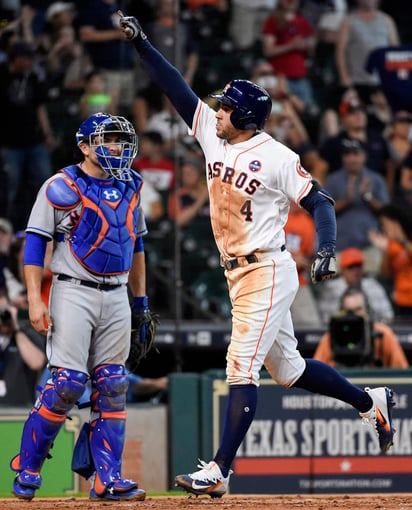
118,10,146,41
311,247,337,283
129,296,160,368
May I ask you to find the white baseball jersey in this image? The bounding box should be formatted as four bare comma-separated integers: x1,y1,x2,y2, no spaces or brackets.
189,99,313,387
189,100,313,263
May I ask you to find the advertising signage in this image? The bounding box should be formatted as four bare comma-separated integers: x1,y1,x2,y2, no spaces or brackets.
213,377,412,494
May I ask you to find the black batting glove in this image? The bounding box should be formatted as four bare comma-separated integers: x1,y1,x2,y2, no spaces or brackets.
311,247,337,283
118,10,147,41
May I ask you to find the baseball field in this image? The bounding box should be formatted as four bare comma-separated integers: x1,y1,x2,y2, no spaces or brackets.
0,494,412,509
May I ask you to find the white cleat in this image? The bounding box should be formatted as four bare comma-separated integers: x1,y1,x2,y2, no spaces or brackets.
175,460,233,498
359,386,396,453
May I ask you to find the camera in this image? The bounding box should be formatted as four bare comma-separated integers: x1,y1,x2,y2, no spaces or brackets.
0,307,12,326
329,311,374,367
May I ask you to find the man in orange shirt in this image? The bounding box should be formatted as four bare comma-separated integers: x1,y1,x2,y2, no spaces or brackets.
314,286,409,368
369,204,412,318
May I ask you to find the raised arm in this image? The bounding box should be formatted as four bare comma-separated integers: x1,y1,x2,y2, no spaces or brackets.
118,12,199,127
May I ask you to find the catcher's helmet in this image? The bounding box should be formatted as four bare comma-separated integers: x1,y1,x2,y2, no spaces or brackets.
210,79,272,130
76,113,138,181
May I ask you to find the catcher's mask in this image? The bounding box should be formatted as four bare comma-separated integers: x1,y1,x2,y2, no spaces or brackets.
209,79,272,130
76,113,138,181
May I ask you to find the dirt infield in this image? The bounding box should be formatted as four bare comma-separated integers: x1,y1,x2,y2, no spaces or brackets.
1,494,412,510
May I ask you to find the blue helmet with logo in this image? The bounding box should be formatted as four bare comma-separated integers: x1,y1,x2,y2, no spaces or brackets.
209,80,272,130
76,113,138,181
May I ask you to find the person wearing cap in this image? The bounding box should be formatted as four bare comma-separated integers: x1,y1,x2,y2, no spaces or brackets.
319,94,391,176
0,40,54,228
324,136,390,264
317,246,394,327
45,2,74,24
313,286,408,369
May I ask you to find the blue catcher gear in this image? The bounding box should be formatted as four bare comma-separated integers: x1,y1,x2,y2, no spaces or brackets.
76,113,138,181
87,365,141,500
10,369,88,500
209,80,272,130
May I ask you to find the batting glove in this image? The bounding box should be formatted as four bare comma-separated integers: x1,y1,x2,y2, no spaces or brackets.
118,10,146,41
311,248,337,283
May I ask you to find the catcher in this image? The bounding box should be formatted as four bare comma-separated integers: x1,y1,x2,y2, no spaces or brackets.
10,113,158,501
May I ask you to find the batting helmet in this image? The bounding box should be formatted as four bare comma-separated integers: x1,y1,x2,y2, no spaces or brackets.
76,113,138,181
210,80,272,130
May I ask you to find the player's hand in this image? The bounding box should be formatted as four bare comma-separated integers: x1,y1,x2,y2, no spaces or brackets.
129,296,159,368
29,299,51,335
311,248,337,283
117,10,146,41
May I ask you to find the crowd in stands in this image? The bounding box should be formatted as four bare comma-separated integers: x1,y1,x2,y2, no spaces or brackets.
0,0,412,381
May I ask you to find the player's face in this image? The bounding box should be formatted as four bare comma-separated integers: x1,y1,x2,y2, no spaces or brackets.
215,104,244,144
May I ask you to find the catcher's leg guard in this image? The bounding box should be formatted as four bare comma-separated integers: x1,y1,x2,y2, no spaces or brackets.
11,368,87,500
89,365,143,500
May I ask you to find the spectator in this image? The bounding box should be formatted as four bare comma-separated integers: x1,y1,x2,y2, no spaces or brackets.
0,218,14,296
300,145,329,186
250,59,305,114
317,246,394,326
144,95,189,155
229,0,275,53
0,292,46,406
3,229,52,311
265,98,310,153
366,44,412,115
335,0,399,106
45,22,92,93
132,130,175,192
320,94,391,178
305,0,347,111
145,0,199,87
395,148,412,208
313,286,409,368
40,2,77,54
77,1,138,115
324,137,390,268
262,0,317,112
168,156,209,228
0,40,55,229
4,232,28,310
369,204,412,319
284,201,322,327
384,110,412,197
79,69,117,119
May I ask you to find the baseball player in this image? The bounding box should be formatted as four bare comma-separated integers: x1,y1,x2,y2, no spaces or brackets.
10,113,151,501
118,13,396,498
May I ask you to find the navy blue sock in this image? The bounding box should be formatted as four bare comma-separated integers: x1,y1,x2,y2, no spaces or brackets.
214,384,257,477
293,359,372,412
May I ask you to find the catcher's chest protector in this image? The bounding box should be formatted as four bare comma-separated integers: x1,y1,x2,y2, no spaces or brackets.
60,165,142,275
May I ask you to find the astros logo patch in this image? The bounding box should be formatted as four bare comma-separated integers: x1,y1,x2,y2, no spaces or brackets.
249,160,262,172
296,161,310,178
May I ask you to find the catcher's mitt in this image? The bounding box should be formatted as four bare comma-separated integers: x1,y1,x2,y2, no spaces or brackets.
129,296,160,368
